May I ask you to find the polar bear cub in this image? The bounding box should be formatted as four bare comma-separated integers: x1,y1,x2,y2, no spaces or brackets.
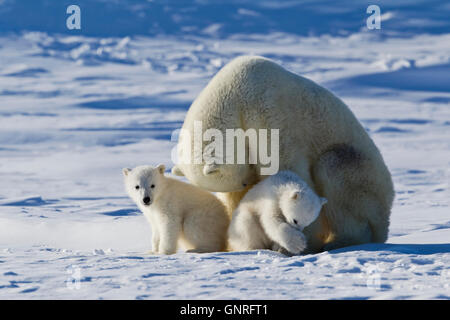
228,171,327,255
123,165,229,254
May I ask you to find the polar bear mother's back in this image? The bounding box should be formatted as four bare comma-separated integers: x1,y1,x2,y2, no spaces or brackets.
185,55,376,160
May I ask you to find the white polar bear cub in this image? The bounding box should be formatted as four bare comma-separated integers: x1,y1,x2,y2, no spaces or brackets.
228,171,327,255
123,165,229,255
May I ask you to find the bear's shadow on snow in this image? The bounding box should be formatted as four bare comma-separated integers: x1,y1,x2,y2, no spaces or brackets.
327,243,450,256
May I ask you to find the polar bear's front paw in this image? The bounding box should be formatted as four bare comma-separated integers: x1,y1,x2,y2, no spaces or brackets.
283,231,307,255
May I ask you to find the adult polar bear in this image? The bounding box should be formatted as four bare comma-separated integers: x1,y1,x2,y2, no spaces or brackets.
172,56,394,253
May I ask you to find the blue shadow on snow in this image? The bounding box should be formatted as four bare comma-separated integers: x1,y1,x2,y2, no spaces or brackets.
328,243,450,255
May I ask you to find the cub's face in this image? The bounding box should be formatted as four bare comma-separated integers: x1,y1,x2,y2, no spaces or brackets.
280,187,327,230
122,164,165,208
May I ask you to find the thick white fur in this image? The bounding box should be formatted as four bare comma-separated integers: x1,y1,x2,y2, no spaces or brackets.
173,56,394,252
228,171,326,255
123,165,229,254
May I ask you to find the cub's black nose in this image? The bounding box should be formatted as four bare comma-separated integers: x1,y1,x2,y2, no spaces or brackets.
143,197,151,205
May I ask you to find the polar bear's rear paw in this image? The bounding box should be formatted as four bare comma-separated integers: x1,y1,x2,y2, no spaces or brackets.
283,231,307,255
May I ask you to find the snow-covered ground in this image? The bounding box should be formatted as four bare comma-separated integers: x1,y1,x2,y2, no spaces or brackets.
0,1,449,299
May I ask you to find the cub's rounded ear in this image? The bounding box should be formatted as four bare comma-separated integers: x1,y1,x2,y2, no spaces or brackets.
171,165,184,176
203,163,219,176
291,191,299,200
122,168,131,176
320,197,328,206
156,164,166,174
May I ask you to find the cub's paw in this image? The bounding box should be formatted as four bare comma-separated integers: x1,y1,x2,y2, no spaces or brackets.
283,231,307,255
273,245,293,257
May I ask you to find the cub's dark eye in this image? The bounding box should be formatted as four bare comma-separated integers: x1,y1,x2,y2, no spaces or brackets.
293,219,298,225
151,184,155,189
135,185,140,190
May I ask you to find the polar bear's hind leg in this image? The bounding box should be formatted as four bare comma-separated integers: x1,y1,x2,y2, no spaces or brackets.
312,143,393,251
